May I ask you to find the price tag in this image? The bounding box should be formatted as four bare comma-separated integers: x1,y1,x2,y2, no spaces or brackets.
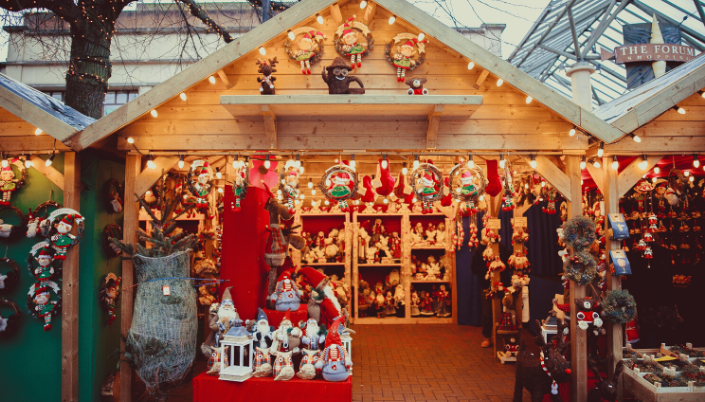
162,285,171,296
487,219,502,230
654,356,677,362
513,217,527,228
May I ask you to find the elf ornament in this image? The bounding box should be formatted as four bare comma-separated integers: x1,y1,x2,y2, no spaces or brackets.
230,159,249,212
48,211,84,260
319,164,359,212
334,16,372,69
26,200,62,239
100,273,121,324
410,162,444,214
0,158,26,206
385,34,427,82
280,160,301,215
0,257,20,295
315,317,351,382
285,28,326,75
28,280,60,331
448,162,485,214
185,160,213,212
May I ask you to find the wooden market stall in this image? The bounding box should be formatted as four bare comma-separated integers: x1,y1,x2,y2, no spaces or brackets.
53,0,705,400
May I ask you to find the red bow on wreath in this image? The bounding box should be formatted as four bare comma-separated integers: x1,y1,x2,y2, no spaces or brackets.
412,38,428,44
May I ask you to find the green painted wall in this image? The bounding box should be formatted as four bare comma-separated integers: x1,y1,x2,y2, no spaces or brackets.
0,151,126,402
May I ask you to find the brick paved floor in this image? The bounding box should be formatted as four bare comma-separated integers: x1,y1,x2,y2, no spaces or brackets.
156,324,533,402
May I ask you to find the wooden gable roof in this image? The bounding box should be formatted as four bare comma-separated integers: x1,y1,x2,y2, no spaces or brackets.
66,0,626,152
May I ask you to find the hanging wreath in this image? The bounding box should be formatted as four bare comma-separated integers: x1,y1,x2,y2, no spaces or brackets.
104,178,124,213
384,33,427,82
602,289,637,325
26,200,63,239
44,208,85,244
0,298,21,335
27,241,60,281
318,164,358,212
0,257,20,295
448,163,485,213
27,280,61,331
333,16,374,66
410,162,444,214
185,159,213,210
0,158,28,206
284,27,326,74
560,216,597,251
0,206,28,242
230,159,250,212
563,250,598,286
103,224,123,258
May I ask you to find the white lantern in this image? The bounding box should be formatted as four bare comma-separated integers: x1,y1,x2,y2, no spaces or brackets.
219,326,254,382
339,325,354,359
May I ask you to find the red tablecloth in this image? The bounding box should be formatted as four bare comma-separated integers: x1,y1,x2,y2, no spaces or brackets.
262,308,308,328
193,371,352,402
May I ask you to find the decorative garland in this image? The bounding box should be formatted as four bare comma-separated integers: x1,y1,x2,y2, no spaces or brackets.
563,250,598,286
26,200,63,239
0,298,21,335
560,216,598,285
0,206,28,242
104,178,124,213
602,289,637,325
103,224,123,258
318,164,358,212
0,257,20,294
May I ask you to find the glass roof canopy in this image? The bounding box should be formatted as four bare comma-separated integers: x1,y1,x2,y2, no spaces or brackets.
507,0,705,107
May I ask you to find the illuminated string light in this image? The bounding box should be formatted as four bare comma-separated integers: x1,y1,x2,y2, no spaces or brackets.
569,128,576,137
467,154,474,169
180,92,187,101
259,47,266,56
611,156,619,170
597,142,604,158
580,156,586,170
418,33,425,41
178,155,184,169
150,109,158,118
308,179,313,189
381,154,388,169
45,152,55,167
525,96,533,104
388,15,396,25
127,137,134,144
360,0,367,8
208,75,216,84
350,154,356,170
147,154,157,169
638,155,648,170
592,159,601,168
499,154,505,169
287,30,295,40
413,154,419,169
35,128,43,135
693,155,700,168
496,78,504,87
529,155,537,169
467,61,475,70
264,155,271,169
630,133,641,143
216,168,222,179
654,166,660,174
316,14,324,24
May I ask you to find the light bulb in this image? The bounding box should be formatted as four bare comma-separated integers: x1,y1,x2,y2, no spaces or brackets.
350,159,356,170
287,30,295,40
278,195,283,201
388,15,396,25
677,107,686,114
631,133,641,143
1,159,6,168
264,155,271,169
638,156,648,170
218,187,224,194
529,155,537,169
524,183,529,189
147,155,157,169
216,168,222,179
467,155,474,169
597,142,604,158
569,128,576,137
277,189,282,196
412,197,417,203
316,14,324,24
308,179,313,189
24,157,33,169
496,78,504,87
592,159,601,168
178,155,184,169
299,166,305,174
383,198,389,204
694,155,700,168
354,200,360,205
525,96,533,104
45,153,55,167
467,61,475,70
611,156,619,170
456,188,461,194
127,137,135,144
381,158,388,169
150,109,158,118
580,156,586,170
413,156,419,169
541,181,546,188
479,195,485,201
418,33,425,41
324,200,330,206
35,128,43,135
233,158,239,169
295,200,301,205
690,175,695,182
701,91,705,99
300,194,305,199
684,171,690,177
208,75,216,84
654,166,660,174
360,0,367,8
259,47,266,56
652,177,658,183
402,167,408,175
180,92,187,101
499,155,505,169
311,189,316,195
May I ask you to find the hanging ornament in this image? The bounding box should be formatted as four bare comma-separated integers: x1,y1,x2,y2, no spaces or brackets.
0,206,28,242
319,164,359,212
280,160,301,215
26,201,63,239
0,158,27,206
501,160,515,211
410,161,444,214
104,178,124,213
102,223,123,258
100,273,121,325
27,280,61,331
647,213,658,232
45,208,85,260
468,222,478,249
0,298,21,335
184,159,213,212
448,163,485,215
230,158,250,212
284,28,326,75
334,16,373,69
384,33,427,82
543,187,557,214
28,242,59,281
0,257,20,295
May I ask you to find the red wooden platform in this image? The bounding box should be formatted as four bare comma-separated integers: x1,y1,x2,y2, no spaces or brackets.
192,371,352,402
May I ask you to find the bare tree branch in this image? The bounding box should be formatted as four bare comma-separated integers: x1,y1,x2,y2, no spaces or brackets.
176,0,234,43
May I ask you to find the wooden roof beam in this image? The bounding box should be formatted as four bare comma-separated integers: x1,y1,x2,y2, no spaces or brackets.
217,69,234,89
427,105,443,149
261,105,277,149
474,69,490,89
363,2,377,25
617,155,660,198
134,156,179,197
29,155,65,190
329,2,343,24
521,155,573,202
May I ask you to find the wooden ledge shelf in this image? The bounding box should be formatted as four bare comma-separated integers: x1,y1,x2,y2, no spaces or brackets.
301,213,348,217
220,95,483,118
304,262,345,266
411,246,447,250
353,316,453,324
411,280,451,284
358,263,402,267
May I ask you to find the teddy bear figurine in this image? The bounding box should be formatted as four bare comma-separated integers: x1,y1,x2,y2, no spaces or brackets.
405,77,429,95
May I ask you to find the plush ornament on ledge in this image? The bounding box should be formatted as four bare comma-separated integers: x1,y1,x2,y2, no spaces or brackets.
371,159,395,196
0,158,26,206
315,317,352,381
256,57,278,95
410,161,443,214
405,77,428,95
100,273,121,325
321,57,365,94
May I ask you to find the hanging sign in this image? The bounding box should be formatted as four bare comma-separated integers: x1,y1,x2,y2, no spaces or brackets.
487,219,502,230
610,250,632,276
513,217,527,228
600,44,697,63
608,213,629,240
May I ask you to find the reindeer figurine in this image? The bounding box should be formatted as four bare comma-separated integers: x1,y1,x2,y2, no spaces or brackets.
256,57,279,95
513,319,572,402
261,182,305,309
588,360,624,402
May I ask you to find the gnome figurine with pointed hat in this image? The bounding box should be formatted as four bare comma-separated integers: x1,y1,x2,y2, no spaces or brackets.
270,269,303,312
251,308,274,349
298,267,344,327
216,287,242,343
51,213,84,260
315,317,351,381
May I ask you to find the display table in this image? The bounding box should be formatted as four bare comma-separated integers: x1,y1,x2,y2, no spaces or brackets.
262,308,307,327
193,372,353,402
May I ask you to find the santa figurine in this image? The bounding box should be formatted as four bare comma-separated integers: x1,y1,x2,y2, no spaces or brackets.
50,214,83,260
270,309,303,355
420,291,434,316
33,247,56,282
270,269,303,312
390,232,402,259
384,290,396,316
327,170,354,212
298,267,344,326
300,318,326,351
315,317,352,381
410,291,421,316
31,283,58,331
215,287,242,345
251,308,274,349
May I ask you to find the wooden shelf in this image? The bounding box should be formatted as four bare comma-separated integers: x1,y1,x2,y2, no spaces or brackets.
300,213,348,217
304,262,345,266
356,213,405,217
411,280,451,284
358,263,402,267
353,316,453,324
411,246,447,250
408,213,447,217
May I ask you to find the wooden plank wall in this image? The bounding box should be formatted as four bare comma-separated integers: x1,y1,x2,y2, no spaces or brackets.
605,92,705,153
117,1,582,151
0,107,71,151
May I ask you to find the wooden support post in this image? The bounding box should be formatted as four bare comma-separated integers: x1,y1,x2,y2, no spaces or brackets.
565,155,587,402
329,3,343,24
61,152,80,402
120,155,141,402
217,69,233,89
363,2,377,24
474,69,490,89
585,162,604,195
426,105,442,149
617,156,660,198
261,105,277,149
602,157,623,393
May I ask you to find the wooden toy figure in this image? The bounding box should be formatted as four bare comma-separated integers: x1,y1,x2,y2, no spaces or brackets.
335,16,372,69
286,29,326,75
256,57,278,95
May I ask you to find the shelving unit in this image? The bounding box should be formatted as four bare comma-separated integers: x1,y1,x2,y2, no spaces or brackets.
352,208,457,324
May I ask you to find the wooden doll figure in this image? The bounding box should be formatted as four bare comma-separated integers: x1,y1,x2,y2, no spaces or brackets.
340,17,366,69
410,291,421,316
0,165,18,205
393,41,417,82
256,57,278,95
420,291,434,316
